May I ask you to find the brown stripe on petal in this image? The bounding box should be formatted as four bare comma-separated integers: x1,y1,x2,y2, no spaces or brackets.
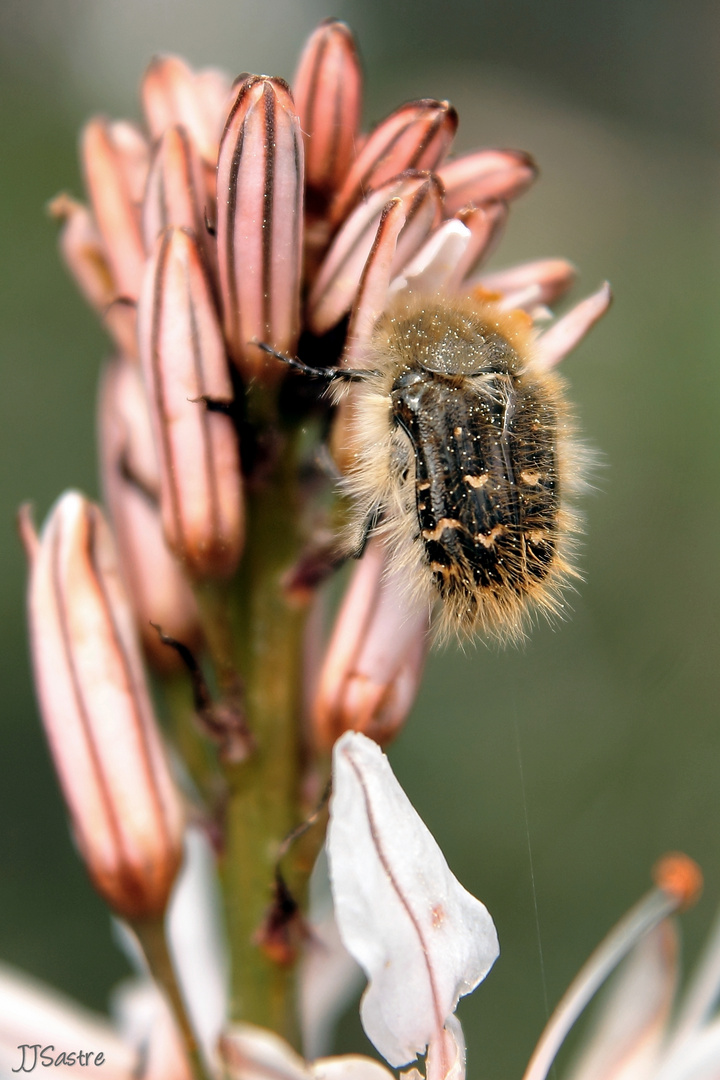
261,82,275,341
220,77,258,356
185,264,222,543
141,228,242,577
344,749,446,1038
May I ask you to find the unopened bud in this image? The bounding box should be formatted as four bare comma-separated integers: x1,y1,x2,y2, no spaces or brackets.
308,172,443,335
329,99,457,227
438,149,538,217
314,539,429,748
49,195,139,357
216,76,304,382
293,19,363,200
98,355,201,671
138,227,244,579
81,118,149,299
143,126,214,268
21,492,184,920
142,54,232,167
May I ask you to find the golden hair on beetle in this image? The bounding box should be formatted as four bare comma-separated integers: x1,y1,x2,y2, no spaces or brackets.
336,290,591,645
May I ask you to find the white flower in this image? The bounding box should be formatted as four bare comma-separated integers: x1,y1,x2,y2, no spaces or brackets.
327,731,499,1077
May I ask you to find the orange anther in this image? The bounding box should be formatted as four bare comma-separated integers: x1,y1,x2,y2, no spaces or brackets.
653,852,703,911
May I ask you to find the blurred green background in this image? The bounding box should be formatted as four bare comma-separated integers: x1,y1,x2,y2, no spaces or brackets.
1,1,718,1077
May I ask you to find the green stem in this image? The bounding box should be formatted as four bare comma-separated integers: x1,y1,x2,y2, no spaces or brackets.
220,434,307,1044
159,671,221,806
133,916,211,1080
194,579,240,697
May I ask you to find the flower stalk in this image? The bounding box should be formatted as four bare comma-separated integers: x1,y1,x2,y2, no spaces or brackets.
220,429,307,1042
132,916,212,1080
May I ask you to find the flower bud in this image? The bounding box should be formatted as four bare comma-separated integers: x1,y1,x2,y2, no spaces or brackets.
329,99,457,226
293,19,363,199
22,492,184,920
49,194,139,358
138,227,244,579
142,55,231,167
81,118,149,299
438,148,538,217
98,356,201,671
142,126,214,266
216,76,304,382
313,539,429,748
49,194,114,313
308,173,443,335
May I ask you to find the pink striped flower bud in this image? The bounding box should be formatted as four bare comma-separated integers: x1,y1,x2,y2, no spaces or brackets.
81,118,149,300
216,76,304,383
142,126,214,265
21,492,184,920
49,194,114,314
308,172,443,335
48,195,139,359
329,99,457,227
98,355,201,671
138,227,244,579
314,539,429,748
293,19,363,200
142,55,232,167
438,148,538,217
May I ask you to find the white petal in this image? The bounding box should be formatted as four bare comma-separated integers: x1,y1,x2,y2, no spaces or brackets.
0,963,135,1079
671,908,720,1042
388,220,471,298
311,1056,396,1080
112,979,193,1080
327,732,499,1068
220,1023,310,1080
300,852,363,1059
655,1017,720,1080
167,827,229,1071
565,921,677,1080
426,1016,466,1080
